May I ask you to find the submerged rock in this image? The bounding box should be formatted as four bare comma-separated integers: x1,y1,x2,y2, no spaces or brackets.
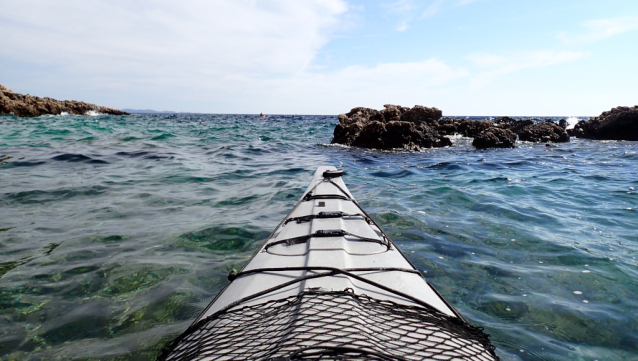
332,104,450,150
568,106,638,141
472,128,517,149
0,84,129,117
518,121,569,143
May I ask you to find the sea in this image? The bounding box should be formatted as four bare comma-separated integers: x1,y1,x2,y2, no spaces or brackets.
0,113,636,361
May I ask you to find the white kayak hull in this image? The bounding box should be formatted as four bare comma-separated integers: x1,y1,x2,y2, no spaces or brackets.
159,166,498,361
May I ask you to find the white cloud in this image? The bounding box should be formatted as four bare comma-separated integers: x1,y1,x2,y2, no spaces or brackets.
207,59,469,113
382,0,415,31
386,0,415,13
558,16,638,44
457,0,480,5
422,0,445,18
396,20,409,31
467,50,589,89
0,0,472,113
0,1,348,93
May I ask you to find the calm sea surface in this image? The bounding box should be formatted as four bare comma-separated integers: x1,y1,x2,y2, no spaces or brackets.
1,113,637,360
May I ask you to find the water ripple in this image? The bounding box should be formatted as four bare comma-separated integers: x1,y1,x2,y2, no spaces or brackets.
0,113,637,360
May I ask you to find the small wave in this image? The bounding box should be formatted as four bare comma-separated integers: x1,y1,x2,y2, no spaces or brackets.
151,133,176,140
116,151,150,158
51,153,108,164
52,153,93,162
320,142,351,149
371,169,415,178
10,161,47,167
86,110,104,116
566,116,583,130
446,133,468,139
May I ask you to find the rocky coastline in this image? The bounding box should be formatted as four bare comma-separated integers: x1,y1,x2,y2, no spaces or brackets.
0,84,129,117
332,104,637,150
568,106,638,141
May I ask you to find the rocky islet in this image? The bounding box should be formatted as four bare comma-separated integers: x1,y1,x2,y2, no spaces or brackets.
331,104,573,150
331,104,638,150
0,84,129,117
568,106,638,141
332,105,451,151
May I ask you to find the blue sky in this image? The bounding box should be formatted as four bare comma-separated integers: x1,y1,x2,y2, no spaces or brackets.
1,0,637,115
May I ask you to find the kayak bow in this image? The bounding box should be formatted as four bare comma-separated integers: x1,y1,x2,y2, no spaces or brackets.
159,166,498,361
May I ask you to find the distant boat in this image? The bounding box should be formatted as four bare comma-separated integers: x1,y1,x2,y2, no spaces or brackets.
260,113,266,118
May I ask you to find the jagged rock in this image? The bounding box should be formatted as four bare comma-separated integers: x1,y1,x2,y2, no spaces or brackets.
494,116,533,134
351,121,387,149
558,119,568,129
567,121,588,138
0,84,129,117
332,121,364,145
472,128,516,149
518,121,569,143
437,118,494,137
568,106,638,141
381,105,402,122
332,104,450,150
401,105,442,125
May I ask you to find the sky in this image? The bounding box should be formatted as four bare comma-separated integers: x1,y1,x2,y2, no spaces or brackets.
1,0,637,116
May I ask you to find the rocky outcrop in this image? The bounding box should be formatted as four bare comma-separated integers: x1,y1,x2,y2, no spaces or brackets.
472,128,517,149
494,116,533,134
518,120,569,143
0,84,129,117
332,104,450,150
568,106,638,141
437,118,494,137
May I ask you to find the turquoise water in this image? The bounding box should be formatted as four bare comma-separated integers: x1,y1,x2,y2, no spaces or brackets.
0,113,637,360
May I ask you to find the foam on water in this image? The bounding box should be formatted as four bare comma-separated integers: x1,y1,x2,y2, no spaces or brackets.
0,113,637,361
565,116,583,129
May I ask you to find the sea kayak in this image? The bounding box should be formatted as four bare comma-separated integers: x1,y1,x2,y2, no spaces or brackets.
159,166,498,361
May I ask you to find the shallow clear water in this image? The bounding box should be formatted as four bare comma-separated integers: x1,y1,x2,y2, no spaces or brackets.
0,113,637,360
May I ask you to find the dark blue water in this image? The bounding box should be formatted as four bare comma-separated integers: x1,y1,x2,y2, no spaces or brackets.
1,113,637,360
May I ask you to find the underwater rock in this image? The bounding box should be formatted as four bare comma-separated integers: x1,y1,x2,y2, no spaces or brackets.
568,106,638,141
518,120,569,143
332,105,450,150
472,128,517,149
0,84,129,117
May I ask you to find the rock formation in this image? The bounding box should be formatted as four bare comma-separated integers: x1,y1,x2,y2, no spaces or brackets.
332,104,450,150
568,106,638,141
333,104,579,150
494,116,533,134
472,128,517,149
437,118,494,138
0,84,129,117
518,120,569,143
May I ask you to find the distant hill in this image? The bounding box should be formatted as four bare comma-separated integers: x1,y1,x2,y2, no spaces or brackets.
122,109,177,114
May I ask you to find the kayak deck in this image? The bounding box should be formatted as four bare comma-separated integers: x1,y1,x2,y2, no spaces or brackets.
159,166,498,361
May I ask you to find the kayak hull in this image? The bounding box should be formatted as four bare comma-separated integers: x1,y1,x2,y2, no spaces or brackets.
159,166,498,361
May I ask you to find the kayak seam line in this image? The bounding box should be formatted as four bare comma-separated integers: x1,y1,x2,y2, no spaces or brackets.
263,229,391,253
227,266,420,281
